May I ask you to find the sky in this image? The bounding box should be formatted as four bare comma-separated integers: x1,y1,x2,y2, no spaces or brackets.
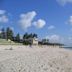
0,0,72,45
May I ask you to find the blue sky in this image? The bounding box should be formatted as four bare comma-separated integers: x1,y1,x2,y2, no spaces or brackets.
0,0,72,44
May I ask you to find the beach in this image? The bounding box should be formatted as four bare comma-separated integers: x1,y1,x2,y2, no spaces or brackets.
0,45,72,72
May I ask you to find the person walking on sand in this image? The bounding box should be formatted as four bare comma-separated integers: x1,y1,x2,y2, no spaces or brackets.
29,43,32,48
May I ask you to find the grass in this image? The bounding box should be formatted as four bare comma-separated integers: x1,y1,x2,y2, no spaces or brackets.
0,39,23,45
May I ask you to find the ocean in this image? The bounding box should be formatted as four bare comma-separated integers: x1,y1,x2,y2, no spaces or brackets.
61,46,72,50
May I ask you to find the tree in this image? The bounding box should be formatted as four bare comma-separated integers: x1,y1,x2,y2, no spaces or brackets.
23,33,28,39
1,28,6,39
0,33,2,38
23,33,31,45
23,33,38,45
6,27,13,40
42,39,49,44
15,33,20,42
33,33,38,38
28,33,33,38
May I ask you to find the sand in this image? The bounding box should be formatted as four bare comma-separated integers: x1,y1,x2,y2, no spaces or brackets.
0,45,72,72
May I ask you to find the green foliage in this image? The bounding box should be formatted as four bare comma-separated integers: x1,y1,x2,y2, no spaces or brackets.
23,33,29,39
23,33,38,39
15,33,20,42
33,33,38,38
0,27,38,45
6,27,14,40
1,28,6,39
23,40,30,45
23,33,38,45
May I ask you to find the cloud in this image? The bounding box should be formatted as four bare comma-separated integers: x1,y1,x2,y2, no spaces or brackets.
68,37,72,40
33,19,46,28
0,15,9,23
10,27,14,31
0,10,9,23
46,34,72,45
19,11,46,30
64,36,72,46
57,0,72,5
48,25,55,30
46,34,63,43
0,10,6,15
19,11,36,30
66,16,72,25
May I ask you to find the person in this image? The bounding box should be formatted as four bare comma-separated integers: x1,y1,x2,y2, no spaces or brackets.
29,43,32,48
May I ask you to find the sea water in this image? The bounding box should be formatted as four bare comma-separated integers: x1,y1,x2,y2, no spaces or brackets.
61,46,72,50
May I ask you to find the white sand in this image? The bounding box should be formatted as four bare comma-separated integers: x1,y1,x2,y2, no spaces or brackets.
0,45,72,72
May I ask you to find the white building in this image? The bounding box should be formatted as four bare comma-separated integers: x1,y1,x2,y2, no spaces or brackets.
42,39,49,44
24,37,38,45
28,37,38,45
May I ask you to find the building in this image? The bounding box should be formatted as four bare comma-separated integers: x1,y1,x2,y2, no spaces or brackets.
29,37,38,45
42,39,49,44
38,39,63,48
24,37,38,45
